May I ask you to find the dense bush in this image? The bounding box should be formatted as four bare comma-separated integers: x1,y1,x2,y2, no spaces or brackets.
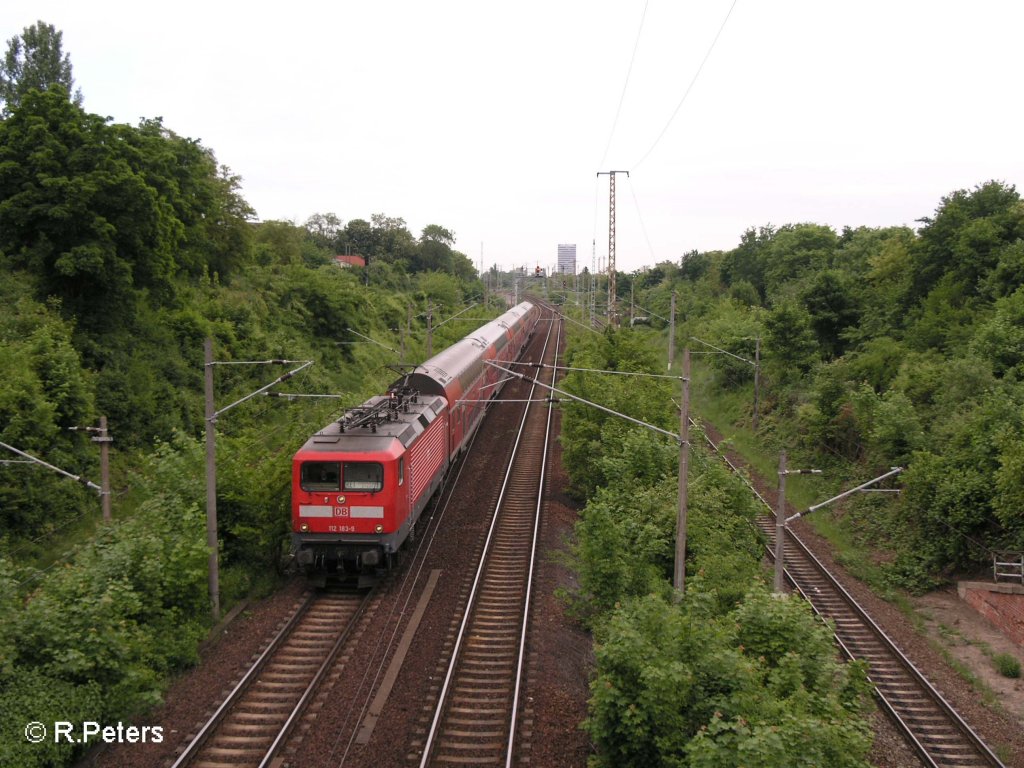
0,72,494,768
585,593,872,768
557,323,873,765
0,434,208,765
635,181,1024,586
993,653,1021,679
0,668,103,768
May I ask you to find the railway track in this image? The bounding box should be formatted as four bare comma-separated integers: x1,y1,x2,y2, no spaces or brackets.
171,587,370,768
413,308,561,768
699,424,1005,768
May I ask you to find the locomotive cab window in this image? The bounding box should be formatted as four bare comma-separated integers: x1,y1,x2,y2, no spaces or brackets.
343,462,384,492
301,461,341,491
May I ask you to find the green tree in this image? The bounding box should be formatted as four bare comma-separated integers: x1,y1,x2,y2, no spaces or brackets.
0,667,102,768
864,389,925,467
276,263,361,338
994,434,1024,544
253,220,308,265
904,274,976,353
981,240,1024,299
851,232,915,342
414,239,454,273
0,90,149,324
763,300,818,384
586,593,872,768
370,212,416,265
450,250,479,282
0,288,97,535
420,224,455,246
634,261,673,291
842,336,907,392
340,218,376,258
909,181,1024,305
969,285,1024,377
0,20,81,116
729,279,760,307
129,118,254,281
896,388,1024,576
13,435,208,716
416,271,462,308
0,91,252,330
304,212,344,252
691,301,762,388
763,223,837,297
679,250,713,283
720,225,773,301
800,269,860,359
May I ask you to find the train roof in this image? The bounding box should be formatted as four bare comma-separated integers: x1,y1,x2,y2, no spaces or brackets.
467,301,535,347
397,302,535,396
296,393,446,456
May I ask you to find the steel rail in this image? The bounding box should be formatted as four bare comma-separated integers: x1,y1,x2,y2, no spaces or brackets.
696,420,1004,767
169,590,318,768
780,524,1003,767
171,588,370,768
418,305,557,767
256,589,374,768
506,311,561,768
323,302,552,768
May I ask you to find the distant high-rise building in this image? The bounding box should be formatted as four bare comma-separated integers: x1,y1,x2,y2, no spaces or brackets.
557,244,576,274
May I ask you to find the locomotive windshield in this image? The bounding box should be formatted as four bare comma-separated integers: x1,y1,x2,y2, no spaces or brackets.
301,461,340,491
343,462,384,492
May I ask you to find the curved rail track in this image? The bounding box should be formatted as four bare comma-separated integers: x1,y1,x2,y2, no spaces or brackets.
171,588,369,768
699,423,1005,768
415,308,561,768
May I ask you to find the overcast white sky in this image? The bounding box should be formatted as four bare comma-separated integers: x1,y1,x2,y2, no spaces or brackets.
3,1,1022,274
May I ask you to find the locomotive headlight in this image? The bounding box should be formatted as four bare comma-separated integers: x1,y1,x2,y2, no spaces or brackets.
375,524,384,533
300,523,310,532
337,495,346,504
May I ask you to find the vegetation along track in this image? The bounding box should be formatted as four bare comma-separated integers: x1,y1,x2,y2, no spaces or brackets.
413,306,562,768
170,587,370,768
699,423,1005,768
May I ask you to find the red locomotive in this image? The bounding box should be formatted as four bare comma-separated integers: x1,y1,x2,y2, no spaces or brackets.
291,301,539,583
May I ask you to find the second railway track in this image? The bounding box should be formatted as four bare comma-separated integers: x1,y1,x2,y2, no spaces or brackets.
169,302,1005,768
171,587,371,768
699,422,1006,768
414,307,562,768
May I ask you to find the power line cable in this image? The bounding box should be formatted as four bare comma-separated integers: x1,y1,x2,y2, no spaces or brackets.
632,0,740,170
598,0,650,169
627,176,658,264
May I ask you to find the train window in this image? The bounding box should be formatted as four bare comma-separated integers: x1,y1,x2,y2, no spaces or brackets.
343,462,384,492
301,461,341,491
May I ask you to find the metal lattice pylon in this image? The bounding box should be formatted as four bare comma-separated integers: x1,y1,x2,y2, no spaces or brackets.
597,170,628,326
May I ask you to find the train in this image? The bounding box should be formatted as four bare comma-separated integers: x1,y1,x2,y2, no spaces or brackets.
291,301,540,584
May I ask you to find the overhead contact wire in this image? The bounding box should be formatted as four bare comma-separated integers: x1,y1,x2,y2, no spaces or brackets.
598,0,650,169
627,176,658,263
632,0,739,170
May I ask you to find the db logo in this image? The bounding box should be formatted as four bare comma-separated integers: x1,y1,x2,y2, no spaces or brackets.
334,506,350,517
